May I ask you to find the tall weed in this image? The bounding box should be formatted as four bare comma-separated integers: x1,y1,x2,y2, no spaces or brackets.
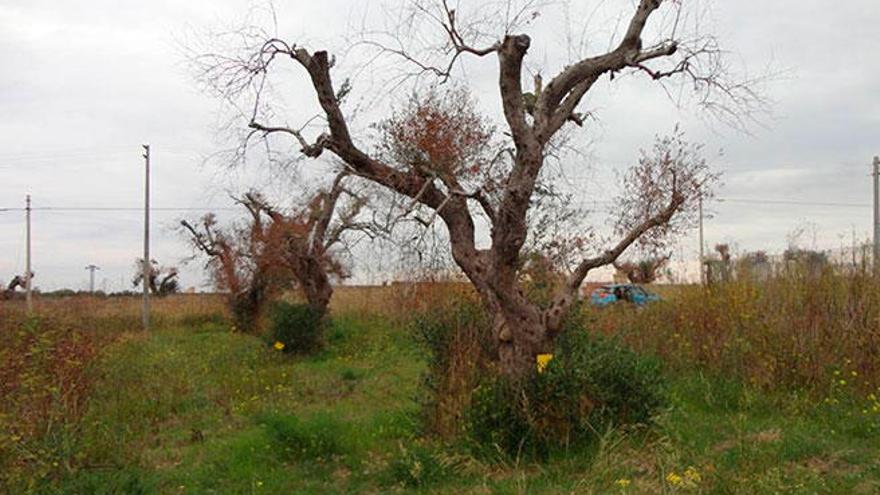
593,265,880,393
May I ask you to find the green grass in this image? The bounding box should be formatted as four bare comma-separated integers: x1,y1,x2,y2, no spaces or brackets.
13,313,880,494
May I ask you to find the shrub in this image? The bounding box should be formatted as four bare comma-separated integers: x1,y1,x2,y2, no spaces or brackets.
410,293,493,438
465,314,667,459
258,412,346,460
268,302,325,354
230,292,265,334
551,328,667,427
0,309,118,491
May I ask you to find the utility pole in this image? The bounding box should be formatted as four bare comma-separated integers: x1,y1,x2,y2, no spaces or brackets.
85,264,100,293
142,144,151,331
25,194,32,313
698,196,705,285
874,156,880,272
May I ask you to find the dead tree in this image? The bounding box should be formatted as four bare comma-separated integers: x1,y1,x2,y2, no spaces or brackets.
614,254,671,284
182,173,364,329
132,260,180,297
3,272,34,300
181,199,285,332
276,172,368,315
190,0,757,376
7,273,29,292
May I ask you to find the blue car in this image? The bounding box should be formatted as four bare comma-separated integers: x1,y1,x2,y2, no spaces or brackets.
590,284,660,307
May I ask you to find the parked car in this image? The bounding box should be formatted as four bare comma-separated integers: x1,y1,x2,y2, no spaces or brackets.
590,283,660,307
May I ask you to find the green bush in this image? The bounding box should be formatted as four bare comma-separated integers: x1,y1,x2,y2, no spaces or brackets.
465,315,667,459
268,302,325,354
258,412,346,460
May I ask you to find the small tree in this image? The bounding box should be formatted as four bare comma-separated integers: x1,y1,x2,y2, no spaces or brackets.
181,173,365,331
6,273,30,293
614,254,671,284
132,260,180,297
2,272,33,300
182,207,273,331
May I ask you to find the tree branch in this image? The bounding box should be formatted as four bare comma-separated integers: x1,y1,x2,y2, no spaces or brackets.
180,218,221,257
247,121,330,158
497,34,535,149
535,0,677,140
358,0,500,82
567,191,684,292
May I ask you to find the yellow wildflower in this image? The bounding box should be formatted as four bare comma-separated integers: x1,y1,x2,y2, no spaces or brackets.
666,472,683,486
615,478,631,488
273,341,285,351
684,466,701,483
851,370,858,377
536,354,554,374
840,379,847,386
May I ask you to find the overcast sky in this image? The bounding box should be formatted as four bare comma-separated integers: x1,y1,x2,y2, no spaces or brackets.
1,0,878,291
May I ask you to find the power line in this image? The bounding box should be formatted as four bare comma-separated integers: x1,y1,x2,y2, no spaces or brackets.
716,197,871,208
573,197,871,209
0,146,201,161
0,206,241,212
35,206,241,211
0,196,871,214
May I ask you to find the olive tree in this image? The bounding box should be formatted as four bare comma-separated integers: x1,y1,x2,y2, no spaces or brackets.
190,0,755,376
182,173,366,330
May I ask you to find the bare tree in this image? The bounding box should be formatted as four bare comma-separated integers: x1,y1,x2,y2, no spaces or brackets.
614,253,671,284
181,197,292,332
2,272,34,300
6,273,30,293
132,260,180,297
190,0,746,376
182,172,366,330
277,172,371,314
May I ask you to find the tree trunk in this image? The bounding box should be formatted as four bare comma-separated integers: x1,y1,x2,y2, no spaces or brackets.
299,257,333,318
482,292,556,378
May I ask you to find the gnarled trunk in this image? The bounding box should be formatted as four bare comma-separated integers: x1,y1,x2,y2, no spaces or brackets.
473,283,568,378
299,256,333,318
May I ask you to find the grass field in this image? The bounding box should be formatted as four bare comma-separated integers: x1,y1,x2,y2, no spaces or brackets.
3,279,880,493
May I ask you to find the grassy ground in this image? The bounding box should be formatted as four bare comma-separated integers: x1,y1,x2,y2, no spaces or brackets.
3,297,879,494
